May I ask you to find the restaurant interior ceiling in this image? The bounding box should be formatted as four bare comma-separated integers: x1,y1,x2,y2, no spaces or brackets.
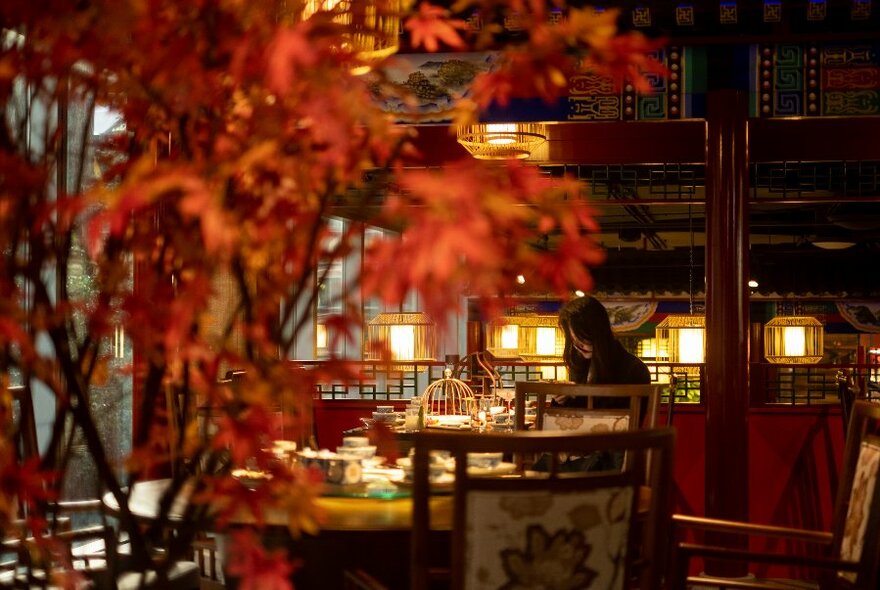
337,120,880,300
332,0,880,300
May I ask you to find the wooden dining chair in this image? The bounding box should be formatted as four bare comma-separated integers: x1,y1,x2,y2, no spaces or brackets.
670,399,880,590
514,382,663,434
410,427,676,590
2,384,201,589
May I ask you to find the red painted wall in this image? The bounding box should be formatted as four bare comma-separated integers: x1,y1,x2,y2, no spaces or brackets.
655,404,845,579
659,405,706,518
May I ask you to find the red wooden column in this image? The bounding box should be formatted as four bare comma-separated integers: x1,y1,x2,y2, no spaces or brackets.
704,87,750,575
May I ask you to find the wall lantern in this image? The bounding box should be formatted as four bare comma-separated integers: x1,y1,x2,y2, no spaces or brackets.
365,312,436,361
655,314,706,364
456,123,547,160
763,316,824,364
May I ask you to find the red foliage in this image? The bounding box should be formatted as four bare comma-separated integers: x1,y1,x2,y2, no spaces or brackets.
405,3,468,52
225,529,299,590
0,1,665,586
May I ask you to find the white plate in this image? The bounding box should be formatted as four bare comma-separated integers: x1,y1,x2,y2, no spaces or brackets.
425,423,472,431
429,415,471,426
468,462,517,476
362,468,405,482
389,472,455,490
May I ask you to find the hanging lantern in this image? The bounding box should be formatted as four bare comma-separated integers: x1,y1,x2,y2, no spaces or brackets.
365,312,436,361
456,123,548,160
514,315,564,361
764,316,824,364
655,314,705,364
293,0,409,75
485,317,522,359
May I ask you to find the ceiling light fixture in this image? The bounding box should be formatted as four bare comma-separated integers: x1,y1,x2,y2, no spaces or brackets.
655,314,706,364
456,122,547,160
299,0,408,75
656,203,705,365
365,311,436,362
763,315,824,364
812,240,856,250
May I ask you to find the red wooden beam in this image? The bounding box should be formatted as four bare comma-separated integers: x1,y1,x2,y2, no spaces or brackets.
750,117,880,162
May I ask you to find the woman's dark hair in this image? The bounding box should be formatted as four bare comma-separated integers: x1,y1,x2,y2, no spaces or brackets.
558,296,615,383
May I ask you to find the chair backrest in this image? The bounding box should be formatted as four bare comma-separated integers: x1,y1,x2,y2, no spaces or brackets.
829,400,880,588
514,382,663,433
3,384,39,462
410,427,676,590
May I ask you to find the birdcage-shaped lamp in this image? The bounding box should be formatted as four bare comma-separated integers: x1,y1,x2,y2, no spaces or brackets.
365,312,436,362
655,314,705,364
764,316,824,364
294,0,411,75
516,315,564,361
485,317,523,359
456,123,548,160
421,369,477,416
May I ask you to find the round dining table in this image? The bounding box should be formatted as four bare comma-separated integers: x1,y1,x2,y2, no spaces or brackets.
102,477,452,588
102,477,452,530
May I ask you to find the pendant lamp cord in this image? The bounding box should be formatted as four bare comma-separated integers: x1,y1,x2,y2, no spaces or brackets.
688,204,694,315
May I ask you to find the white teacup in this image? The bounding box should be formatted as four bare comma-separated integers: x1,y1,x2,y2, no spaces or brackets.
342,436,370,448
336,445,377,460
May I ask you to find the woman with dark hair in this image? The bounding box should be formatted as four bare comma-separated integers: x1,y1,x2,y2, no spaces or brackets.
535,296,651,472
556,295,650,405
533,295,651,471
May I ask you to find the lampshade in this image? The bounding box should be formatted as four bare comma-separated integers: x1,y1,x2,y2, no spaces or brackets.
636,337,666,360
456,123,547,160
297,0,409,75
365,312,436,361
514,315,564,361
316,322,328,351
655,314,705,364
485,317,522,359
763,316,824,364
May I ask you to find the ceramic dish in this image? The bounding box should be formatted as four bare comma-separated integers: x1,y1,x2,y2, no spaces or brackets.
231,468,273,489
425,422,472,431
467,461,517,477
388,472,455,491
427,415,471,426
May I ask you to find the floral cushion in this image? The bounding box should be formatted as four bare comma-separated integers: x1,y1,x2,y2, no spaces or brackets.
542,410,630,433
464,487,633,590
839,438,880,583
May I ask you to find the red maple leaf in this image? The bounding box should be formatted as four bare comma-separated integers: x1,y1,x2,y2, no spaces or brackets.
225,529,299,590
405,3,468,53
0,456,57,515
582,32,668,93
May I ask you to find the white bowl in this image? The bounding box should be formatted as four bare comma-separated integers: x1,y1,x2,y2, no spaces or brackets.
468,452,503,469
397,457,447,480
342,436,370,448
336,445,377,460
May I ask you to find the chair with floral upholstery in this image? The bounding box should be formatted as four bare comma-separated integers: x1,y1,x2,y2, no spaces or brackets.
410,427,676,590
514,382,662,434
670,400,880,589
